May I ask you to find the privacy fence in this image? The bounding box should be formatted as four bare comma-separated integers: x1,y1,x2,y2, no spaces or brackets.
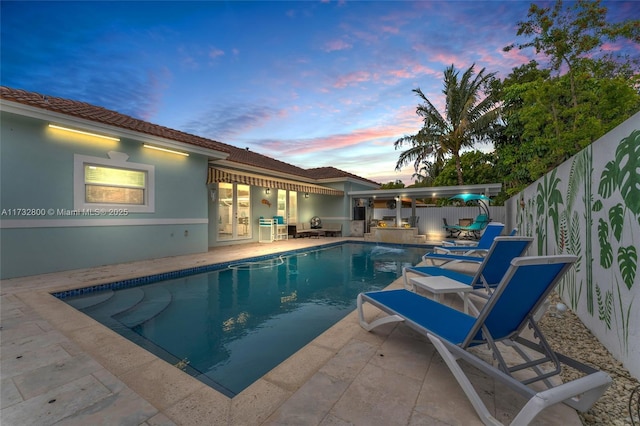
505,112,640,380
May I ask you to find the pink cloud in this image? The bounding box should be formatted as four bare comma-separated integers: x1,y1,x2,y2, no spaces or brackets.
323,39,352,52
333,70,371,88
601,42,622,53
379,60,440,86
260,118,421,157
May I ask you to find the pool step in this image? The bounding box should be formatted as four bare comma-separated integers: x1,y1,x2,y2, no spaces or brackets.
114,286,172,328
65,290,114,310
83,287,145,319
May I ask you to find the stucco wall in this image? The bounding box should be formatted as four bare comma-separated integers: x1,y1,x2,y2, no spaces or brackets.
506,112,640,379
1,111,210,279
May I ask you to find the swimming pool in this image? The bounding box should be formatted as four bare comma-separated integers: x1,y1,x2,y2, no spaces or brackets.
58,242,426,396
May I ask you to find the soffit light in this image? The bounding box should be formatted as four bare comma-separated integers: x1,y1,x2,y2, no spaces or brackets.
48,124,120,141
143,144,189,157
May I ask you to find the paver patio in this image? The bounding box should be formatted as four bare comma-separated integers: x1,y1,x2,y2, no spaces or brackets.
0,238,582,425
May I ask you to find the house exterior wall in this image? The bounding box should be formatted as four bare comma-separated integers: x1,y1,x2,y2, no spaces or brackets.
506,112,640,379
0,111,209,279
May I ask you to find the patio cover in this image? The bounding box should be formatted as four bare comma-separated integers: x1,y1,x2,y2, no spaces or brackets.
207,167,344,196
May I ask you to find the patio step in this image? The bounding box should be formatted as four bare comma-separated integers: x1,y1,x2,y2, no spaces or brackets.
113,286,172,328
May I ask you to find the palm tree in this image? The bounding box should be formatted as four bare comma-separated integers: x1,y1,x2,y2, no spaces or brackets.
395,64,501,185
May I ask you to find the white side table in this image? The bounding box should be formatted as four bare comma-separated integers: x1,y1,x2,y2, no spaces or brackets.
409,275,473,314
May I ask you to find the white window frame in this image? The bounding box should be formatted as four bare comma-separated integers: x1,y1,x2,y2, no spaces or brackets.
74,153,155,213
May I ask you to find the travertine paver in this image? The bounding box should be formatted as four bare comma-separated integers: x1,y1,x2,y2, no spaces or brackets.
329,360,423,425
1,375,113,425
0,238,585,425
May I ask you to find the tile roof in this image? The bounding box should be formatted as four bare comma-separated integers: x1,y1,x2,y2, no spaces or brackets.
223,145,314,179
0,86,378,185
0,86,231,153
307,166,378,183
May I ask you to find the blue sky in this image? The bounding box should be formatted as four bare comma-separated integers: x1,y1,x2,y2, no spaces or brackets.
2,1,637,184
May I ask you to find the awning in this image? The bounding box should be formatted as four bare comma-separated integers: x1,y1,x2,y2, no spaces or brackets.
207,168,344,196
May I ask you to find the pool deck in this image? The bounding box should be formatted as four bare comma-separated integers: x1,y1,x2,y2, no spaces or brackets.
1,237,582,425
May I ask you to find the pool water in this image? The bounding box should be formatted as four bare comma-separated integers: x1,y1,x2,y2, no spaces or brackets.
62,243,425,396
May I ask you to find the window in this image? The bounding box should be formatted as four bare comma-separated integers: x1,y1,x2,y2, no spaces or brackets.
74,153,155,212
277,189,287,218
84,165,146,205
277,190,298,224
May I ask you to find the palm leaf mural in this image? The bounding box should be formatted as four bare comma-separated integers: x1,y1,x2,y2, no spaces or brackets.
536,219,546,255
618,246,638,291
598,218,613,269
615,130,640,215
556,210,569,295
598,161,617,199
593,199,603,213
536,169,563,255
569,146,594,315
594,130,639,355
596,284,612,329
567,149,585,211
570,211,582,272
608,204,624,242
568,224,583,310
615,282,633,353
558,210,568,253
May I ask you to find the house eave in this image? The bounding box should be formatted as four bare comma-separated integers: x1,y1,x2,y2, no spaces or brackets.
0,99,229,160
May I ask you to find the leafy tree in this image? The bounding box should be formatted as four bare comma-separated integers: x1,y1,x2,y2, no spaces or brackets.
432,151,500,187
504,0,640,112
496,0,640,196
394,63,501,185
380,180,405,189
408,160,444,187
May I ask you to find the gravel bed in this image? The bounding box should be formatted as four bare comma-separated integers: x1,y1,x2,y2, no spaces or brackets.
538,292,640,425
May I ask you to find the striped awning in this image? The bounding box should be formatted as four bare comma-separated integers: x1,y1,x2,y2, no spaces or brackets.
207,168,344,196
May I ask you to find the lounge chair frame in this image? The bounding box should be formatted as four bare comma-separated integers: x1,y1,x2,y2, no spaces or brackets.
434,223,505,257
358,256,611,425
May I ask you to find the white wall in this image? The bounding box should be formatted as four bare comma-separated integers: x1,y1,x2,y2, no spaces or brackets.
506,112,640,379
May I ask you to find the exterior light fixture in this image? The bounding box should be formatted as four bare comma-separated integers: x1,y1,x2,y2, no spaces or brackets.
304,193,309,198
48,124,120,141
143,144,189,156
265,188,270,194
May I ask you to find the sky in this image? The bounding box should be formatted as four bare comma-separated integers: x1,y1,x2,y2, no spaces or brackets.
2,1,638,185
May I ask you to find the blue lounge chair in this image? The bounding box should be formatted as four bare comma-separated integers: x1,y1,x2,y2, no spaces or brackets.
442,218,462,238
435,223,505,256
458,213,490,239
403,236,533,297
358,256,612,425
